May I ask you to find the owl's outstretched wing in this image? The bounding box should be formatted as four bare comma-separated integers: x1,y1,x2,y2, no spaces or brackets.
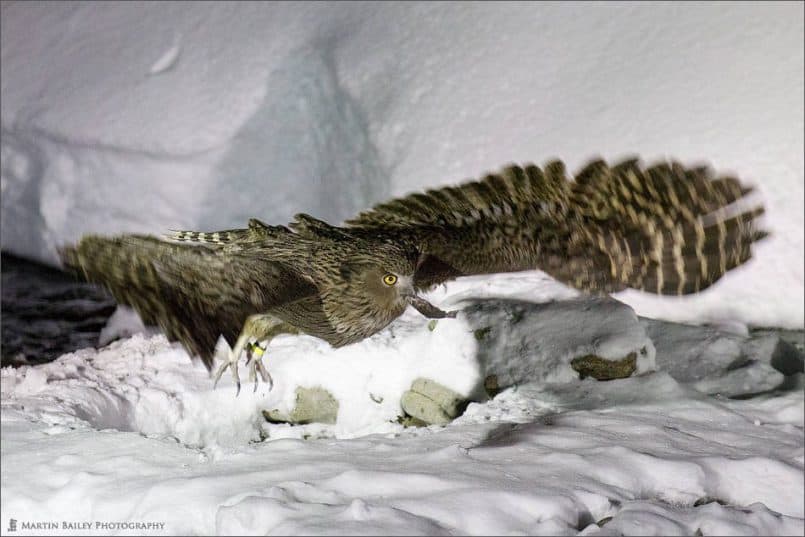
60,234,318,369
345,158,767,295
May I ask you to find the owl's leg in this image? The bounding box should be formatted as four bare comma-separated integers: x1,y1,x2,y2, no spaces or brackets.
213,313,299,395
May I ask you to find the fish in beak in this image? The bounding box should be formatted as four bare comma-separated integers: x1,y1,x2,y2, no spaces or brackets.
409,295,458,319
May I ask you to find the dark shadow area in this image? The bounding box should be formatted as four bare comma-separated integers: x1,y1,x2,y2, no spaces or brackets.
1,252,116,366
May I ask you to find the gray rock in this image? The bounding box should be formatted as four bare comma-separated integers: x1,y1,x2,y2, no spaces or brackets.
461,297,654,388
642,318,803,397
263,386,339,425
400,377,468,426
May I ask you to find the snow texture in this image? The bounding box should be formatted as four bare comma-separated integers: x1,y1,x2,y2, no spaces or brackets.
1,2,803,328
1,273,803,535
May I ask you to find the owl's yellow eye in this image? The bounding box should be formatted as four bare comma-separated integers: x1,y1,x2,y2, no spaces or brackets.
383,273,398,286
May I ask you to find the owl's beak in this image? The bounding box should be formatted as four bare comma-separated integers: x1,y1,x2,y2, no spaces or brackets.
398,277,416,299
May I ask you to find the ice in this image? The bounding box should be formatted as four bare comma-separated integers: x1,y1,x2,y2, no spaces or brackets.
1,2,803,328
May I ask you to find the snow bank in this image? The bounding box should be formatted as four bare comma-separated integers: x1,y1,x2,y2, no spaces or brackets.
2,271,803,534
1,2,803,328
1,312,479,446
2,341,802,535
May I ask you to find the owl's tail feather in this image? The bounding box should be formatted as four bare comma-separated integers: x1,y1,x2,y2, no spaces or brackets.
561,159,768,296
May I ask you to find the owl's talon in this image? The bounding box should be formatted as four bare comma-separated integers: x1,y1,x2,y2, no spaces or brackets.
212,361,242,395
212,343,246,395
230,357,242,396
212,362,227,390
213,314,291,394
246,348,258,393
255,360,274,390
212,339,271,395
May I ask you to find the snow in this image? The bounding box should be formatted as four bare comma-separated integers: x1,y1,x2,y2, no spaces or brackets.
1,2,803,328
2,351,802,535
1,4,803,534
2,273,803,535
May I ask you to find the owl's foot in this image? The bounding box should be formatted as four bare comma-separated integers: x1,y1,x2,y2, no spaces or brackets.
212,346,241,395
212,313,298,395
212,340,272,395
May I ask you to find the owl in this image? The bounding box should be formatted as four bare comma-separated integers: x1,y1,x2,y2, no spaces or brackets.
60,157,767,392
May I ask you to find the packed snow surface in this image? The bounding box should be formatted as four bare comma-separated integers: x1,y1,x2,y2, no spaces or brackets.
2,272,803,535
1,2,803,328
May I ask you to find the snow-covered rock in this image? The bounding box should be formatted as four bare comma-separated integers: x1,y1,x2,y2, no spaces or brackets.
463,296,656,387
644,318,804,397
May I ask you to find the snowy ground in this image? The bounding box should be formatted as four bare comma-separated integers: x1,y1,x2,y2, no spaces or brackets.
2,273,803,536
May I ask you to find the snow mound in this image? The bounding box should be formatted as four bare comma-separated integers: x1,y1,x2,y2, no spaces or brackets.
2,367,802,535
2,310,481,446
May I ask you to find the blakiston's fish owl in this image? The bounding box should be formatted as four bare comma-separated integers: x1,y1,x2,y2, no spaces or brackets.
61,157,767,391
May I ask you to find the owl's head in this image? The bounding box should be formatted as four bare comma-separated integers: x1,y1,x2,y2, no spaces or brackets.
317,242,422,341
337,244,418,314
321,239,457,342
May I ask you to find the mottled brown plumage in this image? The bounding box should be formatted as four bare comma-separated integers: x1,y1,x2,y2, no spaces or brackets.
60,156,767,390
